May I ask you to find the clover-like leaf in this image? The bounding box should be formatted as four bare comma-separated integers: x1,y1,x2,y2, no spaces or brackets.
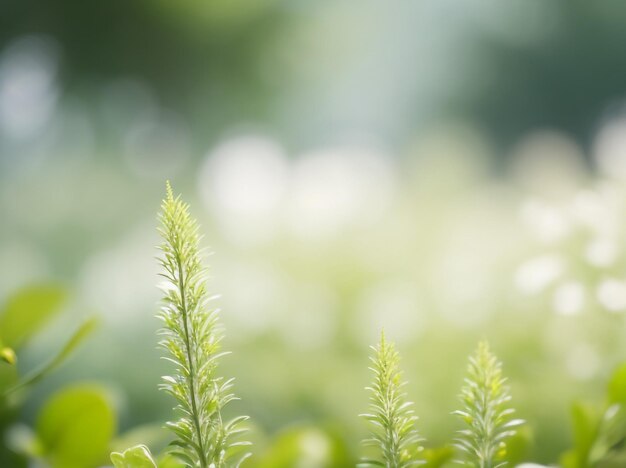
111,445,158,468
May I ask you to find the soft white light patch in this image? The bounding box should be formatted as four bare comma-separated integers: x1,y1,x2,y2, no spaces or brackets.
585,238,618,267
553,281,584,316
199,135,289,245
79,224,159,323
597,278,626,312
515,255,564,295
570,190,615,236
298,429,331,467
287,146,396,240
214,259,285,335
434,246,494,327
594,116,626,181
519,198,570,244
0,35,59,140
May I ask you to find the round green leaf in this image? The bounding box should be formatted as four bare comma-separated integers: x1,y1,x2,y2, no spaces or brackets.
0,284,67,349
36,384,116,468
111,445,157,468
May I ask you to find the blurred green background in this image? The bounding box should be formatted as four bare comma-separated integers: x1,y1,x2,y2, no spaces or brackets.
4,0,626,466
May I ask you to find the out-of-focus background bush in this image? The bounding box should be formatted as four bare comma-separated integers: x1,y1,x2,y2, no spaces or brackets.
4,1,626,465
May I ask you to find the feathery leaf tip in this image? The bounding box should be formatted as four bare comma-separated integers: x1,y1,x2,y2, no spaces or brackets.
157,182,250,468
359,330,425,467
453,341,524,468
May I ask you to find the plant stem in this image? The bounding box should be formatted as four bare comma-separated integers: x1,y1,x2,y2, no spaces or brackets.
178,256,208,468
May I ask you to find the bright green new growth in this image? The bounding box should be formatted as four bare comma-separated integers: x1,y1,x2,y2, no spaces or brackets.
157,182,250,468
453,341,523,468
360,331,424,467
111,445,157,468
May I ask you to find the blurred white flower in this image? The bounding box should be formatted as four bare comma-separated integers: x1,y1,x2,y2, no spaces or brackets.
515,255,565,295
570,189,617,236
597,278,626,312
520,198,570,244
287,146,396,241
199,134,289,245
585,238,618,267
518,180,626,314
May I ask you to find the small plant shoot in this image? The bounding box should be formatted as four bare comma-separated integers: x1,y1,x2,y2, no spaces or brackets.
111,183,250,468
360,331,425,467
453,341,524,468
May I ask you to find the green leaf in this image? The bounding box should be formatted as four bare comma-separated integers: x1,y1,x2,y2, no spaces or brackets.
0,284,67,349
570,401,602,467
5,316,99,396
608,364,626,405
36,384,116,468
590,404,626,465
157,452,187,468
111,445,157,468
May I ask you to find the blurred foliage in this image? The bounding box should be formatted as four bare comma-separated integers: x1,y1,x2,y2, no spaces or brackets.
0,285,67,349
36,384,115,467
3,0,626,467
560,363,626,468
111,445,158,468
0,285,97,467
3,2,626,149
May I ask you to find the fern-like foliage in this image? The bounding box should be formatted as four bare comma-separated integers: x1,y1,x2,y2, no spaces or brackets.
157,182,250,468
453,341,523,468
360,331,425,467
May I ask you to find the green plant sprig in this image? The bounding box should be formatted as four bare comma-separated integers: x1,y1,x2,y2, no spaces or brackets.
453,341,523,468
157,182,250,468
360,331,425,467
